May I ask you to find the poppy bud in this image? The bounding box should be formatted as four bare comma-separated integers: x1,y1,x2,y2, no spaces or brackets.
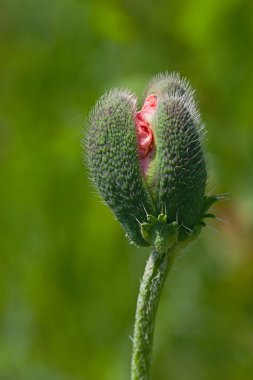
85,73,217,249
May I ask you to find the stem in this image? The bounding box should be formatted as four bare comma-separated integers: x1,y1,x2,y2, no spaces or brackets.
131,245,178,380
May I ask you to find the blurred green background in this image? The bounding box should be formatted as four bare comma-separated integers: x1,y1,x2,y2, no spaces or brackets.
1,0,253,379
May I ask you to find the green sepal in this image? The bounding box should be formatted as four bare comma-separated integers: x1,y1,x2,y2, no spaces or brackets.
146,91,207,231
85,89,155,246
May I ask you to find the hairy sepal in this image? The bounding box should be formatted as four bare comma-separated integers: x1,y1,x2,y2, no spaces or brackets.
85,89,155,246
147,89,207,236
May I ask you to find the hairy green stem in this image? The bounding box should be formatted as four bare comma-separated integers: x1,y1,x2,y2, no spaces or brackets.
131,245,178,380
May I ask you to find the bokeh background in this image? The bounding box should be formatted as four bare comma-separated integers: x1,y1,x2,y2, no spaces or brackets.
1,0,253,379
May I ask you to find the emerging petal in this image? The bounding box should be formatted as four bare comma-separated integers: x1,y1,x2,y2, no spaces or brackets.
135,119,153,157
135,95,157,175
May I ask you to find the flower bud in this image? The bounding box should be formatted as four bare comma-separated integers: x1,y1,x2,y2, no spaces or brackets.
85,73,217,248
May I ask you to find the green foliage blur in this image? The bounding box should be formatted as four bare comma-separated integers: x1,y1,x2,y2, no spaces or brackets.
1,0,253,379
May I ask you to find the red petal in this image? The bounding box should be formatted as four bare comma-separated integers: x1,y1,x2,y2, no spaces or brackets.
136,118,153,157
134,93,157,175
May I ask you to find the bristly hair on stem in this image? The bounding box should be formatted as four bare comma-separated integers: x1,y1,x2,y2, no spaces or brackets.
131,245,179,380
